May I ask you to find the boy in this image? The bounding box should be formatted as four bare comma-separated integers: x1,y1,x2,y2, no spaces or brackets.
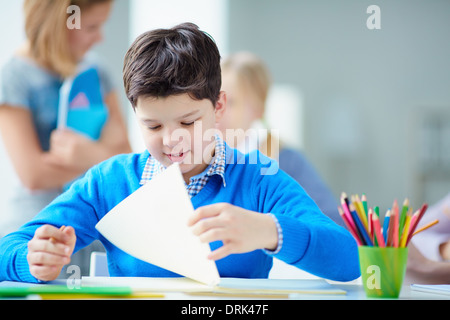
0,23,359,283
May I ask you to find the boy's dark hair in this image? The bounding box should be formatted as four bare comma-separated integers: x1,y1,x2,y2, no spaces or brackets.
123,23,222,108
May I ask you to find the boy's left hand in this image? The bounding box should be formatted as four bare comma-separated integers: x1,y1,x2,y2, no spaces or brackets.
188,203,279,261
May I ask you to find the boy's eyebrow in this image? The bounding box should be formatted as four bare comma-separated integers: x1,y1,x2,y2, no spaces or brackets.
142,110,201,123
176,110,201,120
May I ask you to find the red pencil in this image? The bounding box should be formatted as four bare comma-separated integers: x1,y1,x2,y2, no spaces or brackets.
339,206,363,246
369,208,386,248
371,209,385,247
368,207,373,239
393,200,399,247
340,193,357,232
406,203,428,246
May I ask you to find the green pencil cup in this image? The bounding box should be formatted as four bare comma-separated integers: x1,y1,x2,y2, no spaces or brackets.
358,246,408,299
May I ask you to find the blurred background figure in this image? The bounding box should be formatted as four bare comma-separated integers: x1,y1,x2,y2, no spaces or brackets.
0,0,131,274
218,51,341,225
406,193,450,284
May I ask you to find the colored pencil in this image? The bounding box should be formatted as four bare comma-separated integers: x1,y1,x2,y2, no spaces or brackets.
412,219,439,237
387,207,397,246
340,193,357,232
399,198,409,243
349,203,373,246
361,194,368,217
374,206,380,217
50,225,66,244
372,206,380,244
338,193,432,249
392,200,399,247
371,211,385,247
353,195,369,232
406,203,428,246
382,209,390,243
400,208,412,247
345,203,366,246
338,207,363,246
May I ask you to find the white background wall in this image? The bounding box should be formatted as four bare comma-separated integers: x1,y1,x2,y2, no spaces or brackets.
227,0,450,210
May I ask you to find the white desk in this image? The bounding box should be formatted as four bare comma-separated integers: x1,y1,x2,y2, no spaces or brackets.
0,278,448,300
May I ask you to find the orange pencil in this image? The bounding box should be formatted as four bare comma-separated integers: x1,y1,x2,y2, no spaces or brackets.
50,225,66,244
371,209,385,247
412,219,439,237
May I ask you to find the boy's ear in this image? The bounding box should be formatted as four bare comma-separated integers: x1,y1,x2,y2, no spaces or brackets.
214,91,227,122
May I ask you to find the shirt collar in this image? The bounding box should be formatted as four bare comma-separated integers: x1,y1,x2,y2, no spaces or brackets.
140,135,227,187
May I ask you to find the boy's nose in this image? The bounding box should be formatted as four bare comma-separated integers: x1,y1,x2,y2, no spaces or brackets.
163,130,182,148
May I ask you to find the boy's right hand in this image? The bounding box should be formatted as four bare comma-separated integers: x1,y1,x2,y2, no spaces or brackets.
27,225,76,281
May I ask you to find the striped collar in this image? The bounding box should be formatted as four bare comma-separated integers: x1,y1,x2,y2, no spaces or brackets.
140,136,226,197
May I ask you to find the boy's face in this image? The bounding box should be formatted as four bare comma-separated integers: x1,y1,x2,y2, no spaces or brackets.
135,93,226,183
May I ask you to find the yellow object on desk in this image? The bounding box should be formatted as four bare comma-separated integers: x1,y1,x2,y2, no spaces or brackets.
0,285,164,299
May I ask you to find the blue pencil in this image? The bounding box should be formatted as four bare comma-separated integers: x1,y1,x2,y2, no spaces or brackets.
382,209,391,242
349,203,373,246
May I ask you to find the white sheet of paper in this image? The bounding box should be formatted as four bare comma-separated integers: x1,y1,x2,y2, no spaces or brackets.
95,163,220,286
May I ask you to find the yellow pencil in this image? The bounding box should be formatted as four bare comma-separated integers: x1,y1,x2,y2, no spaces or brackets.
352,195,369,231
400,208,412,247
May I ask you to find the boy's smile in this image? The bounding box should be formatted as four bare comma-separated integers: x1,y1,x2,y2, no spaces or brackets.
135,93,226,183
165,151,189,163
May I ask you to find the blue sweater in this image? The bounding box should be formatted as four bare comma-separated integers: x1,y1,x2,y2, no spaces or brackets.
0,146,360,283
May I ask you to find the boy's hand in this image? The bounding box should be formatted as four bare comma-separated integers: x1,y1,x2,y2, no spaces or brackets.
188,203,279,261
27,225,76,281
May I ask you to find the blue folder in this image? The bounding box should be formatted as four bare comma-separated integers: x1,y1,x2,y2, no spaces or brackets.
58,67,108,140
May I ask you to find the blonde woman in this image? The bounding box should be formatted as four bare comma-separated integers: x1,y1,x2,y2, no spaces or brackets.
219,52,342,225
0,0,131,237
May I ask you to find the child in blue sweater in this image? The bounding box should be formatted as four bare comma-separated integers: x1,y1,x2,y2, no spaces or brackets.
0,23,359,283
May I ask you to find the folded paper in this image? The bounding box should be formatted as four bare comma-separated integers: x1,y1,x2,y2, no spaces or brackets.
96,163,220,286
